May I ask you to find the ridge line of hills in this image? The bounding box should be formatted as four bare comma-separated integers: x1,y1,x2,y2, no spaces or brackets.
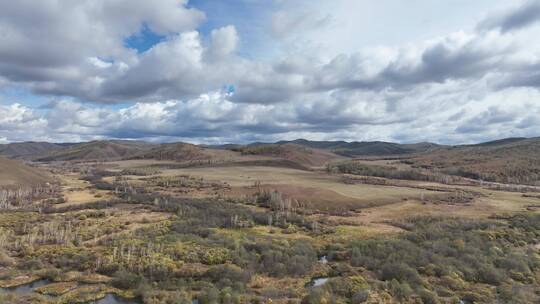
1,136,539,187
1,136,537,160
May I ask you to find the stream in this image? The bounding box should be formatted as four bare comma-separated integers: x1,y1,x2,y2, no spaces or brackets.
306,254,330,287
1,279,51,295
310,277,329,287
0,280,140,304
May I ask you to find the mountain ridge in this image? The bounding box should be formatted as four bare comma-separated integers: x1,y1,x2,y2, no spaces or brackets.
0,136,538,160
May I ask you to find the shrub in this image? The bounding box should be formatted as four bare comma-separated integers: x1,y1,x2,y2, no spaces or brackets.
326,275,369,298
199,287,220,304
301,288,332,304
417,289,439,304
18,258,44,270
351,290,369,304
380,262,422,286
38,268,61,281
220,287,241,304
142,290,192,304
0,250,14,267
477,264,504,285
112,270,144,289
205,264,251,287
388,279,412,301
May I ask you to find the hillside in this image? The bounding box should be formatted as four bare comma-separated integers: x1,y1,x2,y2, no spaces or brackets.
36,140,153,162
8,137,540,185
232,143,344,166
0,142,65,158
410,137,540,185
0,157,50,187
131,142,215,162
468,137,528,147
275,139,440,157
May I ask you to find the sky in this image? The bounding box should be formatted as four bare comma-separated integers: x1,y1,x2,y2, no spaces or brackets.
1,0,540,144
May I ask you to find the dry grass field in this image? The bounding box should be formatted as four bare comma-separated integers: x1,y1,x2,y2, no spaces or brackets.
54,174,113,208
128,165,443,211
0,157,50,187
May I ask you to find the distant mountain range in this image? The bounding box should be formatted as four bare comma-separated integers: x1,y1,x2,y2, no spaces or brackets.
210,140,441,156
272,139,442,157
33,140,153,162
0,137,536,160
0,137,539,185
0,142,67,159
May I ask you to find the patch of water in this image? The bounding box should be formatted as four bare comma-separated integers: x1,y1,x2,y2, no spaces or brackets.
0,279,55,300
1,281,139,304
0,279,50,295
311,277,329,287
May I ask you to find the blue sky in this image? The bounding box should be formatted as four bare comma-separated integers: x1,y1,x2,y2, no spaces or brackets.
125,24,167,53
189,0,278,59
122,0,278,59
1,0,540,144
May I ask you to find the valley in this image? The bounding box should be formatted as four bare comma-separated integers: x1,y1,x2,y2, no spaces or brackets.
0,139,539,303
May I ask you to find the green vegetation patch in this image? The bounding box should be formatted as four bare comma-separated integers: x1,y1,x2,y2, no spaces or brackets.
35,281,78,296
341,214,540,303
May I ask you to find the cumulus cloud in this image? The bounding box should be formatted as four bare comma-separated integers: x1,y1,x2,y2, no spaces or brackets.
1,85,540,145
0,0,205,101
0,104,46,130
100,31,207,101
207,26,239,61
0,103,49,142
1,0,538,107
1,0,540,143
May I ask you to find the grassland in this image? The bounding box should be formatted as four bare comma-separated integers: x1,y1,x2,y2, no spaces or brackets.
0,147,538,304
0,157,50,187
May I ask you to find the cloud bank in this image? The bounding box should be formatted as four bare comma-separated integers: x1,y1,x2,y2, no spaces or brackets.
1,0,540,144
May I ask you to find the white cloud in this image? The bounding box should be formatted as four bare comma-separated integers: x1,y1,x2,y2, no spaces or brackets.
1,84,540,144
207,26,239,61
0,0,540,143
0,0,205,100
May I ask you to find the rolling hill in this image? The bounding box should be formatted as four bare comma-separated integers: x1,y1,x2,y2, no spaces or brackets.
231,143,344,166
0,157,50,187
36,140,153,162
0,142,65,158
467,137,528,147
274,139,441,157
4,137,540,185
409,137,540,185
240,138,540,184
131,142,215,162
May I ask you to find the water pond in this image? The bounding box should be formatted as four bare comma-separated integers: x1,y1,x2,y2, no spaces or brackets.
309,277,329,287
0,280,140,304
1,279,51,295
